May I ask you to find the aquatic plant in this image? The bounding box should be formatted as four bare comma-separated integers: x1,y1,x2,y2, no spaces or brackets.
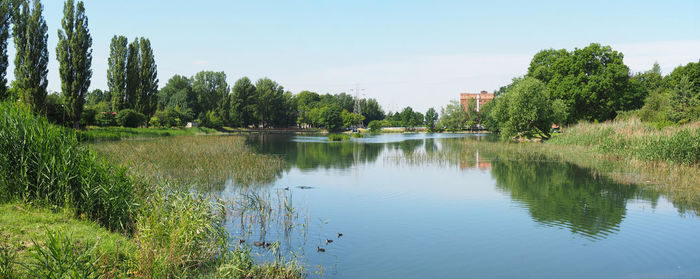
91,135,286,188
328,134,350,141
549,118,700,165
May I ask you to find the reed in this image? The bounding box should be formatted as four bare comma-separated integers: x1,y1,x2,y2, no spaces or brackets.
549,118,700,165
91,135,286,188
0,102,139,233
78,126,218,142
328,134,351,141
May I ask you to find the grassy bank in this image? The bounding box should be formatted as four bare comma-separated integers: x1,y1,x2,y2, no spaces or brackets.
0,102,302,278
78,126,219,141
549,119,700,165
0,203,136,278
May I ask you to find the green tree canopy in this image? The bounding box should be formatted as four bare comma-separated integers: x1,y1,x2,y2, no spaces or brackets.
230,77,257,127
254,77,284,128
107,35,127,111
0,0,10,99
424,107,438,130
138,37,158,117
12,0,49,113
526,43,637,123
492,77,555,139
192,71,228,118
56,0,92,129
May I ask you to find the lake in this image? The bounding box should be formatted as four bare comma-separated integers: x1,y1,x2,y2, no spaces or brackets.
204,133,700,278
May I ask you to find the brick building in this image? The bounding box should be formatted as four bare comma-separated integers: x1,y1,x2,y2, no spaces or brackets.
460,91,494,112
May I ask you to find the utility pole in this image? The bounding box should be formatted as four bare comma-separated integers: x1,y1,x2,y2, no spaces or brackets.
350,83,365,128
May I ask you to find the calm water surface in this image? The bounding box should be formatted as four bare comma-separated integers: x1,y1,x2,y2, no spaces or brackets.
216,133,700,278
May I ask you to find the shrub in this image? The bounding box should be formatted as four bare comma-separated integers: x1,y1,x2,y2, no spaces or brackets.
368,120,382,133
116,109,146,128
0,102,138,233
80,108,98,126
95,111,117,126
201,110,223,129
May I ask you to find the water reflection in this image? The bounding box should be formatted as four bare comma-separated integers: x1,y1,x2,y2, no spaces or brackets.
245,134,384,171
242,134,668,240
490,160,661,239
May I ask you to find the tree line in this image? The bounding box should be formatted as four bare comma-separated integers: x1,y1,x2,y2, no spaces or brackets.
469,43,698,139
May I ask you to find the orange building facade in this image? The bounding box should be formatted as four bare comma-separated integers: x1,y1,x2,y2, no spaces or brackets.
460,91,494,112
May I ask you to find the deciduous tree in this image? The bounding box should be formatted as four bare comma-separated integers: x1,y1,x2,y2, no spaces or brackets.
12,0,49,113
56,0,92,129
107,35,127,111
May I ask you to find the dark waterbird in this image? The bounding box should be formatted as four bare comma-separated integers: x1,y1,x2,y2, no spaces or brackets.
317,246,326,252
326,238,334,244
297,186,314,189
238,239,245,244
338,233,343,238
283,187,290,190
254,241,265,247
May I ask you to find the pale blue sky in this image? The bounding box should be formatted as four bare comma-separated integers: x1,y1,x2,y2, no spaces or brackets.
6,0,700,112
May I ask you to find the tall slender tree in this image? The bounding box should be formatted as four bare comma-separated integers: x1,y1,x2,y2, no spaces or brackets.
0,0,10,99
12,0,49,113
125,38,140,109
107,35,127,111
56,0,92,129
138,37,157,117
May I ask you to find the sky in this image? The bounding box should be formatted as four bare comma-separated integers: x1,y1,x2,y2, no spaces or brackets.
5,0,700,113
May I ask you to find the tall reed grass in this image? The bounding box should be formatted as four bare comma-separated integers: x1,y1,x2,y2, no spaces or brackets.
91,136,286,188
549,118,700,165
78,126,218,142
0,102,139,233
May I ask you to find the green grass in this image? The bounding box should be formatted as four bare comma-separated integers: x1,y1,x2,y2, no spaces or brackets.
78,126,219,142
0,203,137,278
91,136,286,188
328,134,350,141
548,118,700,165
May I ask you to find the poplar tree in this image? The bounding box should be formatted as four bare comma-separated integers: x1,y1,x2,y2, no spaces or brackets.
12,0,49,113
56,0,92,129
107,35,127,111
0,0,10,99
138,37,158,117
125,39,140,109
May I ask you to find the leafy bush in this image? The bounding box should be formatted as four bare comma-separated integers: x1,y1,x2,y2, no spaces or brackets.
95,111,117,126
0,102,138,233
368,120,382,133
80,108,98,126
200,110,223,128
116,109,146,128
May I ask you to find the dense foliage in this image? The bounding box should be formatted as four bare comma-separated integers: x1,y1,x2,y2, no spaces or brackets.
0,102,138,232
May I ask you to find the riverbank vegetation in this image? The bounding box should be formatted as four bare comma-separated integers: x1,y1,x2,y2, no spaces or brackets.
91,135,286,188
460,138,700,215
0,101,302,277
78,126,218,141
